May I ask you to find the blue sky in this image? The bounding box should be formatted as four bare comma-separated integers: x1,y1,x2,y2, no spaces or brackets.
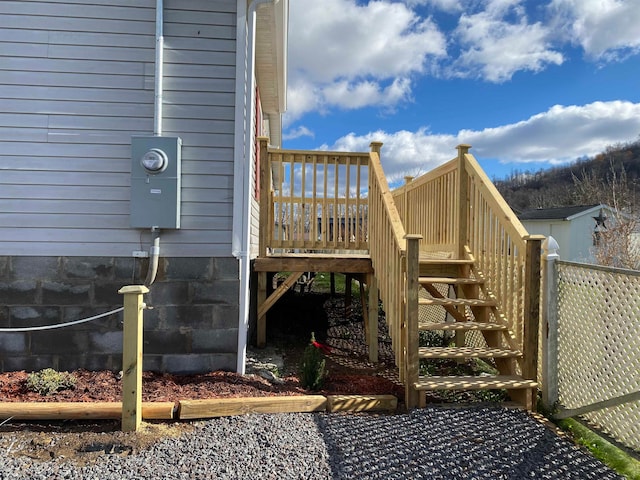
281,0,640,185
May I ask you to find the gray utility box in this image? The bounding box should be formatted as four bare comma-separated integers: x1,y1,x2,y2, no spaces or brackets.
130,136,182,229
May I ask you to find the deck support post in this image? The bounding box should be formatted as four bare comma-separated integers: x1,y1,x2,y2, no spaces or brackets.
119,284,149,432
367,273,379,363
257,271,268,347
345,274,353,317
456,144,471,259
404,234,422,409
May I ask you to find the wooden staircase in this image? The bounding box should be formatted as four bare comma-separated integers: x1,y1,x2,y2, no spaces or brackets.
410,256,538,409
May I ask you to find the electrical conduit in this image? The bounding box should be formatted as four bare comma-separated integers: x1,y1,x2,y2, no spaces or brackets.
143,0,165,286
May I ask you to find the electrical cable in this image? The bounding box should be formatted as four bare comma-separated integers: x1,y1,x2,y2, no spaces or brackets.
0,307,124,332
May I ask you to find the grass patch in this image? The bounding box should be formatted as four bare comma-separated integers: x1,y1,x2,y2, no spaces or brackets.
555,417,640,479
312,273,359,296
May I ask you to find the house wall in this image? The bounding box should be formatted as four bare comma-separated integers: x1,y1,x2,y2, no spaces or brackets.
567,214,599,263
0,0,244,373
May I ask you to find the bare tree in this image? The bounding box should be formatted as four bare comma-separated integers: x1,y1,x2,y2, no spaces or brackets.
572,160,640,269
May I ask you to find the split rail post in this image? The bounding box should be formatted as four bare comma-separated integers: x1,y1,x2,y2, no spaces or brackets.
541,236,560,408
456,144,471,259
404,234,422,409
119,285,149,432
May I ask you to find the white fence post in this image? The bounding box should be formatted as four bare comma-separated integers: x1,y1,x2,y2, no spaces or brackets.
541,236,560,408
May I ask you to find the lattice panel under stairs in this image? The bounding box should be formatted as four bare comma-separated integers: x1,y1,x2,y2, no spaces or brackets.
557,262,640,451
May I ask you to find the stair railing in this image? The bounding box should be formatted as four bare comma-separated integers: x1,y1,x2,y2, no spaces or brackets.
462,147,543,380
392,145,543,381
368,143,415,388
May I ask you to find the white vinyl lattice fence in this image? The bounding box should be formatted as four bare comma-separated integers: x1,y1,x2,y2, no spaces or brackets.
551,260,640,451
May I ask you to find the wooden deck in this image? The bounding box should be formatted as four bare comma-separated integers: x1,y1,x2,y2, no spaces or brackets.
253,253,372,274
254,253,377,356
254,138,542,410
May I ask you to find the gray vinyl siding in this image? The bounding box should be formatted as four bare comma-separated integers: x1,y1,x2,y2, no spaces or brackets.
0,0,237,257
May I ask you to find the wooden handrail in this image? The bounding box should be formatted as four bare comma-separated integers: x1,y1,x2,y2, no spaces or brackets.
463,152,529,241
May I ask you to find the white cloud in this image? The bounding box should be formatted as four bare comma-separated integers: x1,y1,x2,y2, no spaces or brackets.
283,126,314,141
548,0,640,60
285,0,447,122
322,78,413,110
322,101,640,183
451,0,563,82
404,0,463,12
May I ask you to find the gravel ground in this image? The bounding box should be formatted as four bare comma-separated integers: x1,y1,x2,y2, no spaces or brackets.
0,407,623,480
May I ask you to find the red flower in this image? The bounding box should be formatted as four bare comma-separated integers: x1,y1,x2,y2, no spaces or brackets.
312,340,332,354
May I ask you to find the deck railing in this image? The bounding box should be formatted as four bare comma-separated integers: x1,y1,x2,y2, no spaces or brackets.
258,138,541,389
258,138,369,255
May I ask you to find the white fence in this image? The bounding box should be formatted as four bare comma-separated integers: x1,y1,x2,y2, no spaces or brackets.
542,237,640,452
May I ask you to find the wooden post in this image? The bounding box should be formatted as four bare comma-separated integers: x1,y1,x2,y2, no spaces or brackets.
369,141,383,156
344,274,353,317
456,144,471,259
403,176,413,227
404,234,422,409
523,235,544,410
257,272,267,347
118,284,149,432
367,273,379,363
258,137,270,257
541,236,560,409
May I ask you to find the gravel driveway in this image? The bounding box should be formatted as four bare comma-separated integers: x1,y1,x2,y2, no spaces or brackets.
0,406,623,479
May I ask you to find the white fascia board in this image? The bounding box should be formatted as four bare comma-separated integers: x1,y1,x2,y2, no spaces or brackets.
275,0,288,112
565,204,608,221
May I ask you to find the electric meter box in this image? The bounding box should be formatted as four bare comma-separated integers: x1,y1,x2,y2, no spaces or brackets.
130,136,182,229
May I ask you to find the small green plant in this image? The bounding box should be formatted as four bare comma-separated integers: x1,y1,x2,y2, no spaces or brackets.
26,368,76,395
299,332,326,390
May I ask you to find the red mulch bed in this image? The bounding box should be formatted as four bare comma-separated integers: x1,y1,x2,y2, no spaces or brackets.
0,369,403,404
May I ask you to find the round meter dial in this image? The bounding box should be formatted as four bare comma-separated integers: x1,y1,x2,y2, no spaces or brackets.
141,148,168,173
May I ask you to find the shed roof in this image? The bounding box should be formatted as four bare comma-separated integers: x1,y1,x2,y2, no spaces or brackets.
518,204,603,221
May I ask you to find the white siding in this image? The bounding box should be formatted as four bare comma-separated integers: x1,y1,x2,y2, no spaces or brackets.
0,0,237,257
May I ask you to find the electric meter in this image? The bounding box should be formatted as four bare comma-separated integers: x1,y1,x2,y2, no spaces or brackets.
130,136,182,229
141,148,168,173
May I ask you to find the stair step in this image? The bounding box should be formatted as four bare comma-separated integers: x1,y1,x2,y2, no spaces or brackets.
413,375,537,391
419,321,507,331
418,298,496,307
418,346,521,359
419,277,483,285
419,257,473,265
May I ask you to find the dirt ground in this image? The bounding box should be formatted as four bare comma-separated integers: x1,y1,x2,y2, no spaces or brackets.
0,291,403,464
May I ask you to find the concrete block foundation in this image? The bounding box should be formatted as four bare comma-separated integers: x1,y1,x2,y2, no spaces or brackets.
0,256,239,374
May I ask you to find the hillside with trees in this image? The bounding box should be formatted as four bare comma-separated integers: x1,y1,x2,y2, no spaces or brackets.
494,138,640,269
494,139,640,214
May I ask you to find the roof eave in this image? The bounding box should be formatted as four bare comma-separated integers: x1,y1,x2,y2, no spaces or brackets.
255,0,288,116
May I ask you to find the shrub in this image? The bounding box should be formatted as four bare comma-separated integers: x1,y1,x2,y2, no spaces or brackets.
299,332,326,390
26,368,77,395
